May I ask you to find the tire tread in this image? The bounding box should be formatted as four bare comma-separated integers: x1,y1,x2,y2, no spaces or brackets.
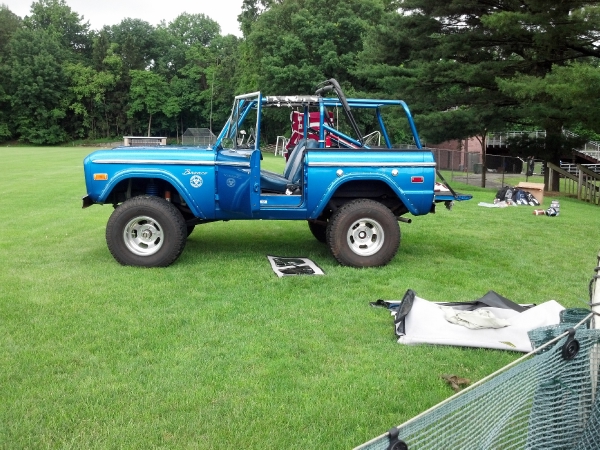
106,195,187,267
326,199,400,267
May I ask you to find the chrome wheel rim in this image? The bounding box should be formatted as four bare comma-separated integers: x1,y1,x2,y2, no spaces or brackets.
123,215,164,256
346,217,385,256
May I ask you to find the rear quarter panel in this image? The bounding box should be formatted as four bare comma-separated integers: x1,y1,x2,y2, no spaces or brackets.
305,149,436,217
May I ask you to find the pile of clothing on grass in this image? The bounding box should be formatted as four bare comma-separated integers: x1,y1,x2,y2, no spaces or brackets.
479,185,541,208
494,185,540,206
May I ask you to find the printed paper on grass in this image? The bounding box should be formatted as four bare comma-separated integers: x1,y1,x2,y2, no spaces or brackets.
267,255,325,277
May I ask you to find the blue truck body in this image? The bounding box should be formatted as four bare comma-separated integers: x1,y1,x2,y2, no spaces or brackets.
82,79,470,268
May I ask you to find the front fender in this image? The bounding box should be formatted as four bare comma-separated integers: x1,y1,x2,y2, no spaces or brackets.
98,169,207,219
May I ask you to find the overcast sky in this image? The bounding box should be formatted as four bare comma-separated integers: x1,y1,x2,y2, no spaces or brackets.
3,0,244,36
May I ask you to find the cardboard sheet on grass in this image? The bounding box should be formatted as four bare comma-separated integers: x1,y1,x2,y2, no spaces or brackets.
267,255,324,277
372,290,564,352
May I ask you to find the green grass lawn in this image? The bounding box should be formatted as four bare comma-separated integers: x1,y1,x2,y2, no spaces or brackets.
1,148,598,449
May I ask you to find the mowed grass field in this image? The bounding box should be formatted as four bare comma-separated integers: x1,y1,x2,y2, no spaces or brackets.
1,147,598,449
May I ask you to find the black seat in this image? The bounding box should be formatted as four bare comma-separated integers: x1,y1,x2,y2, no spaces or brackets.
260,139,316,193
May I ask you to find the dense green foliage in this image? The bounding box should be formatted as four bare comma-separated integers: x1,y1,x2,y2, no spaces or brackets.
357,0,600,163
1,0,599,147
0,0,239,143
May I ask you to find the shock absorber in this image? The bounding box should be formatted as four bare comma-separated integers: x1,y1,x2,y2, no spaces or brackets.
146,180,158,196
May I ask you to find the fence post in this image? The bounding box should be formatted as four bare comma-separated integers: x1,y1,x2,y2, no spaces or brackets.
466,151,469,184
481,135,487,188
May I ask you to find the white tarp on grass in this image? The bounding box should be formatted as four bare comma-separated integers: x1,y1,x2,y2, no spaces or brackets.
377,290,565,352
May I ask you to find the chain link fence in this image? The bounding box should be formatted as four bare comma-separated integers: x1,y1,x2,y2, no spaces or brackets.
429,147,538,189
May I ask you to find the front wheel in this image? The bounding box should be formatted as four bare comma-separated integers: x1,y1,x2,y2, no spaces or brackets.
326,199,400,267
106,195,187,267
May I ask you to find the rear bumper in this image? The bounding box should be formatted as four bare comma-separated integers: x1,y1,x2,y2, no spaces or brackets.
434,193,472,202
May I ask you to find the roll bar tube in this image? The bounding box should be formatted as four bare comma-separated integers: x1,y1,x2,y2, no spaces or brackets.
315,79,364,145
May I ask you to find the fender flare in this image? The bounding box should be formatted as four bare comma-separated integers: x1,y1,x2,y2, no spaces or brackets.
97,168,207,219
308,173,424,219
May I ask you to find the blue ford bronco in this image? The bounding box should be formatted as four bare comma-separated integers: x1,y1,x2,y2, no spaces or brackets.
82,79,471,268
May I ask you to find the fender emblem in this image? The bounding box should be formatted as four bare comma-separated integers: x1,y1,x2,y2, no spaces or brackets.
190,175,203,188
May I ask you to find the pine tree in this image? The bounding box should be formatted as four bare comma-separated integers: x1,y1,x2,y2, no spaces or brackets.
359,0,600,188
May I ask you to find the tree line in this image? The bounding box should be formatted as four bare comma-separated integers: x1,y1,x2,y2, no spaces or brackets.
1,0,599,167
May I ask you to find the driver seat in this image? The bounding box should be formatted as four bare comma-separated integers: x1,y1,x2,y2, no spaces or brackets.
260,139,316,193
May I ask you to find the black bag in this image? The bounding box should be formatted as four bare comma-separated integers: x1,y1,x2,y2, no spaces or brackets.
495,186,509,200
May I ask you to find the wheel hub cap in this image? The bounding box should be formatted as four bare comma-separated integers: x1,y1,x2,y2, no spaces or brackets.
123,215,164,256
347,218,385,257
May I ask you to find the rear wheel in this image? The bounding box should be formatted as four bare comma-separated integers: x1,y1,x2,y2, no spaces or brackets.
106,195,187,267
326,199,400,267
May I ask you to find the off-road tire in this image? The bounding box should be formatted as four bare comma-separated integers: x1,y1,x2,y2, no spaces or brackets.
307,220,327,243
326,199,400,267
106,195,187,267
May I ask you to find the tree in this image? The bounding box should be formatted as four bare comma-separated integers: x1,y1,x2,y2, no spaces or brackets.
24,0,91,59
156,27,240,137
358,0,600,188
506,133,588,166
499,61,600,171
65,60,119,139
6,28,69,144
0,76,11,141
0,4,22,141
484,3,600,188
498,61,600,137
95,44,124,138
245,0,384,93
154,13,221,80
128,70,169,136
164,12,220,47
151,13,234,138
206,35,242,131
91,20,160,137
240,0,385,141
0,2,244,143
237,0,279,37
91,34,130,138
4,0,96,143
0,4,21,56
109,19,157,71
91,28,111,70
